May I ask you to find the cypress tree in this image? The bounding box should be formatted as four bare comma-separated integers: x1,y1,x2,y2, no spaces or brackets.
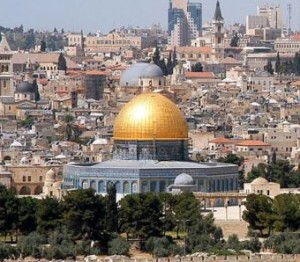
172,47,177,67
58,53,67,72
166,51,173,75
158,58,168,76
275,52,281,73
40,40,46,52
152,45,160,65
293,52,300,75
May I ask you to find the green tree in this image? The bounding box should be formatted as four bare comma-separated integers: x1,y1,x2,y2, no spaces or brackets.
270,160,294,188
119,193,163,241
275,52,281,73
173,192,202,238
24,29,35,50
36,197,62,235
32,79,41,102
245,163,267,183
230,33,239,47
191,62,203,72
40,40,46,52
17,197,39,236
0,242,18,261
186,213,224,253
0,185,18,240
43,226,76,260
227,234,241,250
293,52,300,75
105,184,118,233
20,115,34,128
158,58,168,76
241,236,261,253
166,51,173,75
172,48,177,67
62,189,106,240
265,60,274,75
62,114,81,142
272,194,300,231
17,232,46,258
264,233,300,254
243,194,275,237
108,237,130,256
145,236,179,257
152,45,160,65
58,53,67,72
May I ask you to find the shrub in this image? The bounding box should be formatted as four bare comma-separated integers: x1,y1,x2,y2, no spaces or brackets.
108,237,130,256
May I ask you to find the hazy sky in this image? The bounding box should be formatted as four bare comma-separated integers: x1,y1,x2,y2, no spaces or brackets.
0,0,299,33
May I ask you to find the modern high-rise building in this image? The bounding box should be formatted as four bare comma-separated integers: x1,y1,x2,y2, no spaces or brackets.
168,0,202,46
257,5,284,29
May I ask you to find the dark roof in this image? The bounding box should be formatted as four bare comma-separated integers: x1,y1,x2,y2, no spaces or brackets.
213,0,223,21
15,81,34,93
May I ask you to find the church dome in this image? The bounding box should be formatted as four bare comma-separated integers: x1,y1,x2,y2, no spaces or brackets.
174,173,195,186
120,62,164,86
15,81,34,93
113,93,188,141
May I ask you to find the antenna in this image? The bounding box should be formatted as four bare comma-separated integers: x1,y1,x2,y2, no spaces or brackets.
287,3,292,35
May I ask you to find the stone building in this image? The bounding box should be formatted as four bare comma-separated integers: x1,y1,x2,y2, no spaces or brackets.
63,92,239,200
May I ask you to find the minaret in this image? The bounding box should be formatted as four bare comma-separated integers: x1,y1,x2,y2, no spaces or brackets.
211,0,224,62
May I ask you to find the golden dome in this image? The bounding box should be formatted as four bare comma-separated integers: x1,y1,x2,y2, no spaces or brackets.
114,93,188,141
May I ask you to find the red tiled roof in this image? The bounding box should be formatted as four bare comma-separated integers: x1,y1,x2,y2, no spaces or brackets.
209,137,233,144
84,70,108,76
236,140,271,147
185,71,215,79
176,46,212,54
291,35,300,41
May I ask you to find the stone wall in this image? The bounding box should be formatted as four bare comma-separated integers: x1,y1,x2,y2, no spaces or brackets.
84,254,299,262
5,254,300,262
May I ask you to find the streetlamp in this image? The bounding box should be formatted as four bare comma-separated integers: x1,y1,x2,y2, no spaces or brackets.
176,219,190,256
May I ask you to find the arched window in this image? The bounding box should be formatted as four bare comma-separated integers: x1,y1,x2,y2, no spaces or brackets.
90,180,96,190
159,181,166,192
19,186,31,195
142,181,148,193
82,180,88,189
98,181,105,193
150,181,156,192
123,181,129,194
34,185,43,195
115,181,121,193
132,182,138,193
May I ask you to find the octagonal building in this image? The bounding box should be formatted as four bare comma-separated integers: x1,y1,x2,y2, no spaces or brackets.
63,93,239,199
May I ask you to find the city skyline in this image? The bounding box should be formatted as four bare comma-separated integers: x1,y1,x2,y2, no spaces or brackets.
0,0,299,33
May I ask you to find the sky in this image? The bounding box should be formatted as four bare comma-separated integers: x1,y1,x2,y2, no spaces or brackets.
0,0,299,33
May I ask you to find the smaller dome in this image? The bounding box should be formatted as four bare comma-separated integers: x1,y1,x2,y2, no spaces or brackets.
10,140,23,148
45,169,55,180
174,173,195,186
120,62,164,86
251,177,268,185
15,81,34,93
92,138,108,145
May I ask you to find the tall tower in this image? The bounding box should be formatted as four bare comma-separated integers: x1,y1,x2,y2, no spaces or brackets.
0,33,14,96
211,0,224,62
168,0,202,47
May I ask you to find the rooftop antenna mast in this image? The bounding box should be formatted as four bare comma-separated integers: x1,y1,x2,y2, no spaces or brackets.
287,3,292,36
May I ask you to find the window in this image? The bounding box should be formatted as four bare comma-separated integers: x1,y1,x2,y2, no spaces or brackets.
28,176,31,182
39,176,43,182
23,176,26,182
